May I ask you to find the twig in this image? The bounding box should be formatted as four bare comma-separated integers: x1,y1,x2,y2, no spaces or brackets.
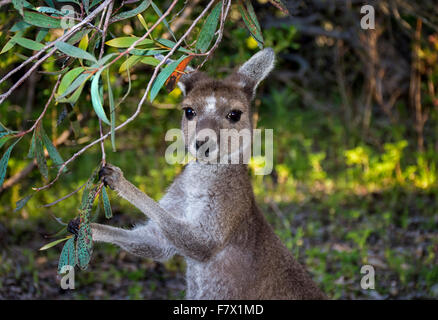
42,180,88,208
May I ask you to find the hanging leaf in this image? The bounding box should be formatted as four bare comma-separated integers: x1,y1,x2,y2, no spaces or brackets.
76,221,92,269
106,70,116,151
14,194,33,212
41,127,65,171
36,28,48,43
137,13,148,30
1,38,16,55
150,55,187,102
67,29,91,45
59,82,86,105
150,1,176,41
82,0,89,14
105,37,154,48
23,10,63,29
57,67,85,98
196,1,222,53
40,235,71,251
57,73,90,100
35,127,48,179
78,33,89,51
57,237,76,273
13,36,45,51
238,0,264,48
101,187,112,219
55,42,97,62
12,0,34,15
0,136,13,149
10,21,31,32
109,0,151,23
91,69,111,125
165,55,193,92
267,0,290,15
27,131,36,158
140,56,159,66
80,167,100,210
119,55,142,72
0,138,21,187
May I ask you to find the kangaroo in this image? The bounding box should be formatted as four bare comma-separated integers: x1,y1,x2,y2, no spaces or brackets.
74,48,326,299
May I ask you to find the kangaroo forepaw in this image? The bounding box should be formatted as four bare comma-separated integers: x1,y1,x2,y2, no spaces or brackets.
99,164,123,190
67,217,80,237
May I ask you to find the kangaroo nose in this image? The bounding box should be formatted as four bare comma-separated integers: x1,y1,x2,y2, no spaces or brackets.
195,138,208,150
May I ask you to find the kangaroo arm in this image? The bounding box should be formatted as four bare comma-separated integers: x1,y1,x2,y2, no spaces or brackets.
110,173,219,261
91,221,176,262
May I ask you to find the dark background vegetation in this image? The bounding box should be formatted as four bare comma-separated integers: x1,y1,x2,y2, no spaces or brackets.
0,0,437,299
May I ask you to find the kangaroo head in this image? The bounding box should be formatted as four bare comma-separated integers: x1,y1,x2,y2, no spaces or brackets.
178,48,275,163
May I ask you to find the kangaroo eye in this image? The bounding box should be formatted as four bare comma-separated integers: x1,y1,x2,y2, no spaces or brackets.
226,110,242,123
184,107,196,120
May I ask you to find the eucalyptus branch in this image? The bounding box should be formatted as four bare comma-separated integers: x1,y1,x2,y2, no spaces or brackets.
33,0,217,192
0,0,113,103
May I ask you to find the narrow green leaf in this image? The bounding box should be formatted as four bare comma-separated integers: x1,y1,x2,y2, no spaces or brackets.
101,187,112,219
106,70,116,151
36,6,65,15
14,36,45,51
57,237,76,274
196,1,222,53
238,1,264,47
267,0,290,15
40,235,71,251
119,55,142,72
41,127,66,171
67,29,91,45
35,128,48,179
91,69,111,125
140,56,159,66
76,222,92,269
0,138,21,187
151,1,176,41
110,0,151,23
10,20,31,32
14,194,33,212
57,67,85,97
27,131,35,158
55,41,97,62
36,28,49,43
1,39,16,55
105,37,153,48
23,10,63,29
57,73,90,100
12,0,34,15
0,136,13,149
150,55,186,102
58,81,86,105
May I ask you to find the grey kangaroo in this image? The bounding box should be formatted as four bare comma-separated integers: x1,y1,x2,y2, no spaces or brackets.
79,48,326,299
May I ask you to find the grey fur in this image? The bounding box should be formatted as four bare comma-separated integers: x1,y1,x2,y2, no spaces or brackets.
92,49,326,300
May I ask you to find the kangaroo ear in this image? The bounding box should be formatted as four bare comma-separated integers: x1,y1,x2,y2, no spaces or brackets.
178,72,209,96
229,48,275,100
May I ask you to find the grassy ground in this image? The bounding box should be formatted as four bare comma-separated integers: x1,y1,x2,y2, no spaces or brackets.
1,181,437,299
